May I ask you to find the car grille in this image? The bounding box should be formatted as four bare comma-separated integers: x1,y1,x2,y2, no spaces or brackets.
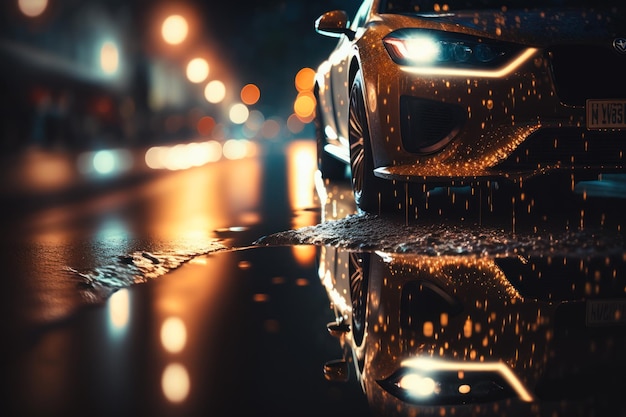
548,45,626,106
400,96,466,154
494,127,626,170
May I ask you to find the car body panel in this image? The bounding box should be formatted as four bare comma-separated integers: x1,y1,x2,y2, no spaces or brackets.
315,0,626,189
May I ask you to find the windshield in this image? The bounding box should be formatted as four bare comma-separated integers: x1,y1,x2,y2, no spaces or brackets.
382,0,621,13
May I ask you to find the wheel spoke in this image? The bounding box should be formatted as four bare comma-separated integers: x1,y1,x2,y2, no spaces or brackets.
349,81,366,196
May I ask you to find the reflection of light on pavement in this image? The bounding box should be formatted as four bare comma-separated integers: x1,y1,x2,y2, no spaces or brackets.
286,140,316,213
108,289,130,333
161,316,187,354
292,245,316,267
287,140,317,266
287,140,319,265
22,150,74,191
162,363,190,403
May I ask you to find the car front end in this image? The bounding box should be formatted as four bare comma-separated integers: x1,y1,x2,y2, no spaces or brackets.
356,5,626,186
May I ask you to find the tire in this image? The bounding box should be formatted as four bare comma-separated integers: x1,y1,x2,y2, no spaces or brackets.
349,70,396,213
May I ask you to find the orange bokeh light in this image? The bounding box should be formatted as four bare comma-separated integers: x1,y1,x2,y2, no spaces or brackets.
293,91,316,120
240,84,261,106
197,116,216,136
294,67,316,93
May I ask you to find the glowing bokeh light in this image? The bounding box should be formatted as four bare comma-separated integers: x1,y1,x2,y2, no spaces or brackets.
240,84,261,105
161,15,188,45
204,80,226,103
287,113,306,134
196,116,216,136
294,91,316,120
144,141,223,170
93,150,116,174
261,118,281,139
229,103,249,124
18,0,47,17
186,58,209,83
223,139,249,160
245,110,265,131
100,41,120,75
295,67,316,92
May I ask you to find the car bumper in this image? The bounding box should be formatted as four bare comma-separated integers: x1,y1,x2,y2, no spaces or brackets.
362,47,626,184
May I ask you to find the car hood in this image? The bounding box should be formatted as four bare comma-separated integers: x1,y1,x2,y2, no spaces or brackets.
382,7,625,46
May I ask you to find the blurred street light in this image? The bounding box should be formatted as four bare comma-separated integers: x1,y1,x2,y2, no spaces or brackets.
100,41,120,75
18,0,48,17
240,84,261,106
229,103,249,124
161,14,189,45
186,57,209,83
294,67,315,92
204,80,226,104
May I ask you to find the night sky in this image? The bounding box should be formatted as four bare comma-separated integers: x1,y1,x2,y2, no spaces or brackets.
194,0,362,114
0,0,362,151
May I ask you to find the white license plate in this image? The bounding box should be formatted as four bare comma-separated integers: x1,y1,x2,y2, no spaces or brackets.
586,299,626,326
586,99,626,129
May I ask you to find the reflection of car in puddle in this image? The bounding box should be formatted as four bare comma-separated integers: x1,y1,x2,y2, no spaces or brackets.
318,246,626,416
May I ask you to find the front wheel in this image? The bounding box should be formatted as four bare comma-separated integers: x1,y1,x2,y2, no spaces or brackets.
348,71,397,213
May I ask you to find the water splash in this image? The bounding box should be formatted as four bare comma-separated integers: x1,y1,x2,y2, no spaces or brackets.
65,241,227,300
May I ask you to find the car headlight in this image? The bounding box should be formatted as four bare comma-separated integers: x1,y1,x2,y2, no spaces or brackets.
383,29,522,68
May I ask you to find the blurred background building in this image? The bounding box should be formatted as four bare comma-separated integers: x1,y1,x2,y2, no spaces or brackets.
0,0,359,155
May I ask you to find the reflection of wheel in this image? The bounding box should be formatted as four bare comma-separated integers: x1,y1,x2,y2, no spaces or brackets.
315,88,346,180
349,252,369,346
349,70,396,213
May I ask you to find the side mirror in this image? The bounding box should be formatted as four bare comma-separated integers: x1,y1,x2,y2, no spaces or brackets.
315,10,355,40
326,321,350,338
323,359,350,382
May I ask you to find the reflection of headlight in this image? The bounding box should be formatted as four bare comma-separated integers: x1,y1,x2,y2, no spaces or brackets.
377,358,533,405
398,374,438,397
383,30,521,68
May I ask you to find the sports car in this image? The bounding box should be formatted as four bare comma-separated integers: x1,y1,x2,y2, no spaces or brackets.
313,0,626,213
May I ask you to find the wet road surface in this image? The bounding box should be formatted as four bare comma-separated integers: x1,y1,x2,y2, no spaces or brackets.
1,138,626,416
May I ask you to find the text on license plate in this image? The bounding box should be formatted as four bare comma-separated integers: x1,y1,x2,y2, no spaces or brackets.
586,299,626,326
586,99,626,129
